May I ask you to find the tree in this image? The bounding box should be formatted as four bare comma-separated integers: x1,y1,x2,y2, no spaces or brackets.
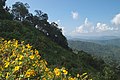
12,2,29,21
48,22,68,49
0,0,6,9
0,0,13,20
0,0,6,19
35,10,48,21
42,13,48,21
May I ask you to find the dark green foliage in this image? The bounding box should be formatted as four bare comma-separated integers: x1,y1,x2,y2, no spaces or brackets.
35,10,48,21
0,0,13,20
12,2,29,21
78,51,105,71
0,0,6,8
18,8,68,49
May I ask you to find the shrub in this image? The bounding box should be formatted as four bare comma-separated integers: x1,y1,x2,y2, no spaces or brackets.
0,38,92,80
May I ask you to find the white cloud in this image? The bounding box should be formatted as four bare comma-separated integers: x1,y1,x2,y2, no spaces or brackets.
96,23,113,32
74,18,94,33
72,18,119,36
71,11,79,20
111,13,120,25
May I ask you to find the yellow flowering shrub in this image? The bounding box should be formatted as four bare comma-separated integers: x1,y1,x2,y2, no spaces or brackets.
0,38,92,80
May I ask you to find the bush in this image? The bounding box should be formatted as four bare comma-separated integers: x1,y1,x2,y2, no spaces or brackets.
0,38,92,80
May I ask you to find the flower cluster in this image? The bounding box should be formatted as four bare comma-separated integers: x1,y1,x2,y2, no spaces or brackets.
0,38,92,80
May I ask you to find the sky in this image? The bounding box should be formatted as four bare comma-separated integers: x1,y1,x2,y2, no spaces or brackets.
6,0,120,38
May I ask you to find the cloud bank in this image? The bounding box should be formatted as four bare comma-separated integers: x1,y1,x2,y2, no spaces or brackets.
72,13,120,36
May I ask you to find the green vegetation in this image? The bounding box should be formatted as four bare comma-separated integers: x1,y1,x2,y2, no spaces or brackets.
68,40,120,62
0,38,92,80
0,0,119,80
68,40,120,79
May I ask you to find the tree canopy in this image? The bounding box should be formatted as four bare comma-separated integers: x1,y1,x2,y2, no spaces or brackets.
12,2,29,21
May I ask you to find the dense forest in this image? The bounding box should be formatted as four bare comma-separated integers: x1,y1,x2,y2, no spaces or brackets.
68,40,120,61
0,0,120,80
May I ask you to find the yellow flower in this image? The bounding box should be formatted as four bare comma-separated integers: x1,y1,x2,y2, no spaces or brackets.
14,66,20,72
13,40,18,48
11,61,15,64
32,64,36,66
0,66,3,71
12,52,16,57
68,77,75,80
22,50,24,53
63,78,67,80
35,60,38,63
7,40,11,44
37,55,41,59
26,44,32,49
29,55,34,59
77,74,80,77
4,40,7,43
80,72,87,78
21,41,24,44
7,58,10,61
30,50,33,53
19,55,24,60
5,61,10,68
83,75,88,80
25,72,31,78
15,58,18,61
54,68,61,76
42,78,46,80
6,72,9,79
25,69,36,78
82,72,87,76
63,69,68,75
35,49,39,55
19,62,22,65
48,71,54,79
45,68,49,72
1,38,4,40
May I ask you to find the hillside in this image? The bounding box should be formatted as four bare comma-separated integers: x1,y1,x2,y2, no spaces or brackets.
0,20,118,80
0,1,119,79
68,40,120,79
0,20,99,78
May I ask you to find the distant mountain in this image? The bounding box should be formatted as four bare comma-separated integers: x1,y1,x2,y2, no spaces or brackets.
67,36,120,47
68,40,120,62
85,38,120,47
67,36,120,40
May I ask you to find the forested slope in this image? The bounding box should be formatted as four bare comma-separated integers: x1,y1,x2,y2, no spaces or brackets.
0,0,119,79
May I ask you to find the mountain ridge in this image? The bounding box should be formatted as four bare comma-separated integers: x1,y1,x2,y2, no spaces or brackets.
68,40,120,62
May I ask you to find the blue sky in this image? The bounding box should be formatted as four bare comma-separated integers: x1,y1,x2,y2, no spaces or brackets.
6,0,120,38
